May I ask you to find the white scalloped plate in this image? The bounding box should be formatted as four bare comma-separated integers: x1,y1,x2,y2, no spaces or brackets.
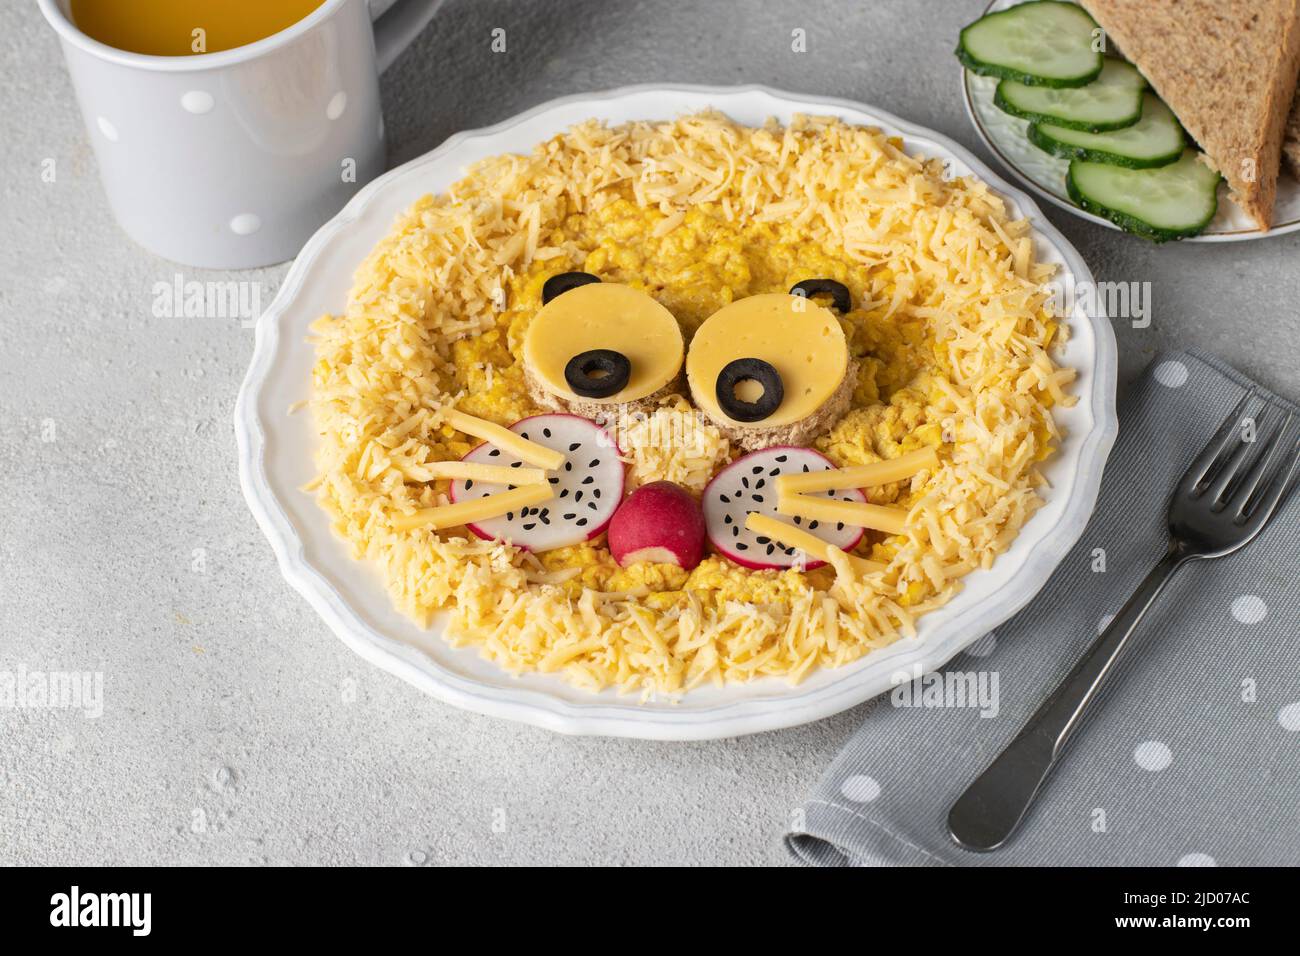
234,84,1118,739
962,0,1300,242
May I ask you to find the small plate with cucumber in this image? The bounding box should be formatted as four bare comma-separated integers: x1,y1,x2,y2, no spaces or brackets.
959,0,1300,242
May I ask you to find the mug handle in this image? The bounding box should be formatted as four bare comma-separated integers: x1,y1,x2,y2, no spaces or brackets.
372,0,447,73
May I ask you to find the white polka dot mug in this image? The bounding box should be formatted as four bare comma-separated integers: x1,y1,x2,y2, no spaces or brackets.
39,0,444,268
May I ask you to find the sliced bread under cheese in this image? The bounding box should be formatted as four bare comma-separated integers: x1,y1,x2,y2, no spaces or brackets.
1080,0,1300,230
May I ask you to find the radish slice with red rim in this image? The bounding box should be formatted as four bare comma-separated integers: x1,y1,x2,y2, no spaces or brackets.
450,413,624,552
702,446,865,570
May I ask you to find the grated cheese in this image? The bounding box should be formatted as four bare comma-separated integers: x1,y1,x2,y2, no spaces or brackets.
616,396,732,493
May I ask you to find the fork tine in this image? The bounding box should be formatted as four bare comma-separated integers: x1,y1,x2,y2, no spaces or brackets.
1230,411,1293,516
1203,420,1262,505
1179,389,1255,495
1237,434,1300,528
1205,407,1277,506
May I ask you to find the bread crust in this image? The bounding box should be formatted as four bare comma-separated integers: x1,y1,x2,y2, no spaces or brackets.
1285,90,1300,181
695,358,859,452
524,364,683,422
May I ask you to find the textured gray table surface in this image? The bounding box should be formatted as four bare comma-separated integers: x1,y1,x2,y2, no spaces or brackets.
2,0,1297,867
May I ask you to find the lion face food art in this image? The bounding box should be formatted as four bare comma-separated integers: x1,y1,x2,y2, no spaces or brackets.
309,112,1073,694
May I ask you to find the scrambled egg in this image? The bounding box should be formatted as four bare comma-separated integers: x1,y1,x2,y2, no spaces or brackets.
443,187,950,608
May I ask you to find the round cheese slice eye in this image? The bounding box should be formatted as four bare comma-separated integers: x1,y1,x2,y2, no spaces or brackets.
686,293,848,428
523,283,684,405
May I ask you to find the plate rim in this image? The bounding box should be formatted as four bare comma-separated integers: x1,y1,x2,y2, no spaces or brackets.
234,82,1119,739
959,0,1300,243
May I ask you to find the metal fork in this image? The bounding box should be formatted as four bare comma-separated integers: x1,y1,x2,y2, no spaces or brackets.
947,390,1299,852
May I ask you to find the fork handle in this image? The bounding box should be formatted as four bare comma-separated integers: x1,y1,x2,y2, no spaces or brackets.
947,547,1189,852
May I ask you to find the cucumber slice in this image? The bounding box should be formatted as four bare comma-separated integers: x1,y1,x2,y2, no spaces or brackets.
957,0,1102,88
1067,151,1221,242
996,59,1146,131
1029,94,1186,168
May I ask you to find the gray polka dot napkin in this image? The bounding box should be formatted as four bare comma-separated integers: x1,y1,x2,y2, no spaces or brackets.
786,350,1300,867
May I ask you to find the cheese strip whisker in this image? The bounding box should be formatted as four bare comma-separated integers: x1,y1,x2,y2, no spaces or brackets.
424,461,550,486
774,447,939,496
776,493,910,537
744,513,886,577
393,483,555,532
439,407,566,470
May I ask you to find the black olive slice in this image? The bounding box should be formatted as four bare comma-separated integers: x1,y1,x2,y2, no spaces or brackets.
565,349,630,398
542,271,601,304
789,278,851,314
716,358,783,422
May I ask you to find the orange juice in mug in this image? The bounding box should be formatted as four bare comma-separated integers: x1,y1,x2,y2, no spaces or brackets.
40,0,446,268
70,0,328,56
